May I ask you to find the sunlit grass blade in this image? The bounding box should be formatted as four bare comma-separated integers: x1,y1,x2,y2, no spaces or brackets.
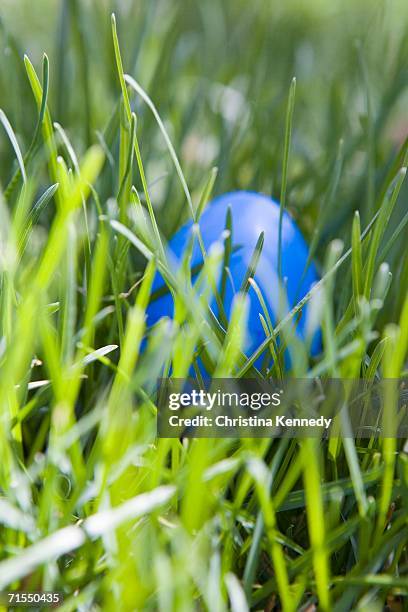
302,438,331,611
111,14,164,258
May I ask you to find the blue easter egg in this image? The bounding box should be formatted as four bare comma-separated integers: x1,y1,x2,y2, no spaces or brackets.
146,191,321,361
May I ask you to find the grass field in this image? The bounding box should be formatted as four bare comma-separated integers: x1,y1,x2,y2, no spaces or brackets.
0,1,407,610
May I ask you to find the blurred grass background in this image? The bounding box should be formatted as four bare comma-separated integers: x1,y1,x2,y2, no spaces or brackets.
0,0,407,610
1,0,408,315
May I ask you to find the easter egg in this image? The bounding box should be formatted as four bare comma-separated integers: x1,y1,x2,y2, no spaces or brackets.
146,191,321,361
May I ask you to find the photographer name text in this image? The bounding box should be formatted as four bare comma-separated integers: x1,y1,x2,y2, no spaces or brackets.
167,414,333,430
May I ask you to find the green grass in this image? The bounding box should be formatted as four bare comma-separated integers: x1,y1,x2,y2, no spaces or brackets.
0,1,407,610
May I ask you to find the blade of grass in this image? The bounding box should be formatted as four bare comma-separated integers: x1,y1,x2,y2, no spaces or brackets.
278,77,296,281
302,438,331,612
0,109,27,184
237,207,382,376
